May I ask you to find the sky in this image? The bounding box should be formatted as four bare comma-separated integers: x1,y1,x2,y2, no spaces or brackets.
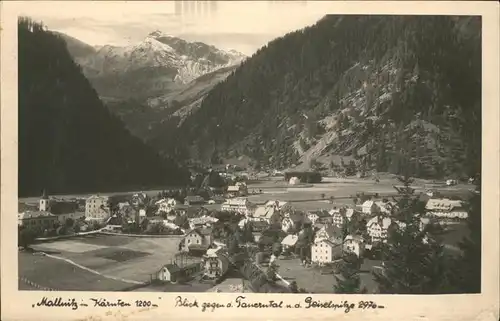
19,1,336,55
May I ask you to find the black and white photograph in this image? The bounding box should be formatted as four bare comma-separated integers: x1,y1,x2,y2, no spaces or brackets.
2,2,499,318
12,1,487,295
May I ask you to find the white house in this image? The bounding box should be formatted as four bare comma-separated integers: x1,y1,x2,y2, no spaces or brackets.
157,264,181,282
281,234,299,252
156,198,179,214
180,228,213,252
329,207,347,227
251,206,281,226
202,248,230,280
361,200,379,215
18,211,57,228
85,195,110,222
221,198,256,216
311,239,343,264
189,216,219,230
425,198,468,219
366,216,393,243
343,235,365,257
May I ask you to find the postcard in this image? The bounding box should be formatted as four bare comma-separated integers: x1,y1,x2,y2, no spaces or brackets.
1,1,499,321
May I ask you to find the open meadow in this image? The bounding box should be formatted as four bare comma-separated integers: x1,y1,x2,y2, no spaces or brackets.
19,234,184,291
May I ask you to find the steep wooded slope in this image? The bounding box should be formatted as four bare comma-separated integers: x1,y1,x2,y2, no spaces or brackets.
18,18,190,196
162,15,480,179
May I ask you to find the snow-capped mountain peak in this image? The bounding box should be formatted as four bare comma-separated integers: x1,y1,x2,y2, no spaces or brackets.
68,30,247,98
138,36,176,53
148,30,176,39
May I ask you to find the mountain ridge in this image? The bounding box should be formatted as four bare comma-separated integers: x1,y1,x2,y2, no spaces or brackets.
65,31,246,100
160,15,481,179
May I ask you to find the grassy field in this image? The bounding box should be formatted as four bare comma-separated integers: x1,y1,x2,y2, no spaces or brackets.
19,174,475,205
19,252,133,291
19,234,184,291
275,257,338,293
131,282,213,292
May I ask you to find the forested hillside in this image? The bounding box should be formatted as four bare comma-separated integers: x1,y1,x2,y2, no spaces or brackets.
161,15,481,179
18,18,189,197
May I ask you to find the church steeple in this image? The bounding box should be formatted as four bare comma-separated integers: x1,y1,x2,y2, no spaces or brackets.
39,189,50,212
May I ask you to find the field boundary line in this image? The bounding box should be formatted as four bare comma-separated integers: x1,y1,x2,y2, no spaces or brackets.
97,231,185,238
19,276,57,291
40,252,145,285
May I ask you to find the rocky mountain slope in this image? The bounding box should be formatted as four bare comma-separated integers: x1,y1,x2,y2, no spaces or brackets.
19,18,190,196
58,31,244,142
159,15,481,179
68,30,246,101
105,64,239,141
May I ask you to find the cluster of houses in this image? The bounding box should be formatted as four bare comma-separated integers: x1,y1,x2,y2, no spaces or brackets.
17,191,86,229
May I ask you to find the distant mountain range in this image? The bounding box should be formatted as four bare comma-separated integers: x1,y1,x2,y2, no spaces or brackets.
60,30,246,101
58,31,246,142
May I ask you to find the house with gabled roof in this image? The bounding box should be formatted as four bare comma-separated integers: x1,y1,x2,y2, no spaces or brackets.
307,210,331,225
227,182,248,197
202,247,230,280
361,200,379,215
314,224,344,244
366,216,394,243
329,207,347,227
221,197,256,216
343,234,365,257
18,211,57,228
157,263,181,282
85,195,110,222
251,206,281,226
184,195,205,206
179,228,213,252
311,238,343,264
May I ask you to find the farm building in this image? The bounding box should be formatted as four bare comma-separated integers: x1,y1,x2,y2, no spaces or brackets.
156,262,202,283
179,228,213,253
284,171,322,183
425,198,468,219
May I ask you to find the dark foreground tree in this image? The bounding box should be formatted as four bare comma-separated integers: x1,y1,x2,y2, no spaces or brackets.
334,253,367,294
373,174,456,293
18,226,38,249
452,182,481,293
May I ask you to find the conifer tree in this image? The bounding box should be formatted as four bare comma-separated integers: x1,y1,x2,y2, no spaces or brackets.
452,180,481,293
334,253,367,293
373,172,455,293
